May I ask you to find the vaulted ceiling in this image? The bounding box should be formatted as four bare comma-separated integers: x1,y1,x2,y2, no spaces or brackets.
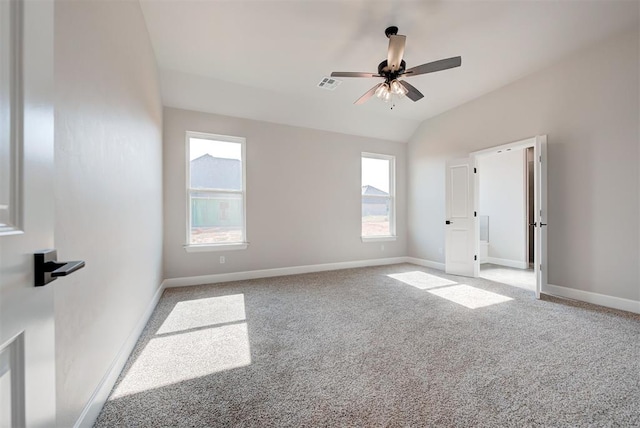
139,0,639,142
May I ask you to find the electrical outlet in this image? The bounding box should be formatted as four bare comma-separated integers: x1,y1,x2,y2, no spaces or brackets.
220,256,225,264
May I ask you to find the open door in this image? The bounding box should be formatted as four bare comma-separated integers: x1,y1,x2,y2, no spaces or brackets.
445,158,478,277
470,135,547,297
1,0,57,426
534,136,548,298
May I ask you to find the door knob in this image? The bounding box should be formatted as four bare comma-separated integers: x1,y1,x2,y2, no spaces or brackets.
34,249,85,287
445,220,452,225
529,222,537,227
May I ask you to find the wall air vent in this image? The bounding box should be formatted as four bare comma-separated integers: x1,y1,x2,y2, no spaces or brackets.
317,77,341,90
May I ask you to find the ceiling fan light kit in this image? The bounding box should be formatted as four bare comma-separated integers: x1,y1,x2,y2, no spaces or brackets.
331,26,462,107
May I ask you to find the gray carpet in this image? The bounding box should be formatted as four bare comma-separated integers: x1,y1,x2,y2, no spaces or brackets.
95,264,640,427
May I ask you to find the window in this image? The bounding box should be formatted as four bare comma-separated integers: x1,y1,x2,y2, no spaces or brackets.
186,132,247,251
361,153,395,240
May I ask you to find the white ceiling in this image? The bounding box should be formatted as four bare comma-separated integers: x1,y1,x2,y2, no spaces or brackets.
139,0,639,142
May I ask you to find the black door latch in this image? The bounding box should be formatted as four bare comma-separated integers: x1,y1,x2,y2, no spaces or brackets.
34,249,85,287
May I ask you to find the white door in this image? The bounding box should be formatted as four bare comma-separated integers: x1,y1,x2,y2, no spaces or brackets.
534,136,548,298
445,158,478,277
0,0,56,426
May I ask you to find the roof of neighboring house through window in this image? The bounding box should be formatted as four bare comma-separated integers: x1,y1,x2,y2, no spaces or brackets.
190,154,241,190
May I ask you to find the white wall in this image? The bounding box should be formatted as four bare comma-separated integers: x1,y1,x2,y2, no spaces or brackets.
164,107,406,280
54,1,163,426
408,26,639,302
478,149,527,268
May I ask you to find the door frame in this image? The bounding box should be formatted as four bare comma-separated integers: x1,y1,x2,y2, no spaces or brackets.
470,135,547,298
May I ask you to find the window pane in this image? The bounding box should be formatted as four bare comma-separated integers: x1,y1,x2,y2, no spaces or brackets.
362,155,393,237
362,197,390,236
190,192,243,244
361,157,389,193
190,138,242,190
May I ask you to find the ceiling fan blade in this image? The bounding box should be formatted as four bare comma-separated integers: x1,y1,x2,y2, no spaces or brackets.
404,56,462,77
387,35,406,72
331,72,380,78
354,83,384,105
398,80,424,102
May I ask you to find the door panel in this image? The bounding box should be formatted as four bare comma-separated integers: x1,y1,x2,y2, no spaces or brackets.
0,0,56,426
450,229,469,263
450,165,469,218
445,158,477,277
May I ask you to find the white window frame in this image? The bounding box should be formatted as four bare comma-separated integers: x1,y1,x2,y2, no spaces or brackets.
361,152,396,242
184,131,248,252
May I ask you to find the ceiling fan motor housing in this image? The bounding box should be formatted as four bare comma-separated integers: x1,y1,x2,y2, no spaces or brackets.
378,59,406,81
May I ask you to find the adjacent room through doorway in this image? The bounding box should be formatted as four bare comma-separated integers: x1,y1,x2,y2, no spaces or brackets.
476,146,535,292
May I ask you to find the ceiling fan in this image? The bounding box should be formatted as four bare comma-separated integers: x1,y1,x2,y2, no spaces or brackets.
331,26,462,105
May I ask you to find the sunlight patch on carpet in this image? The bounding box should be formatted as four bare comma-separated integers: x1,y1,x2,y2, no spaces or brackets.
113,294,251,398
427,284,513,309
387,271,458,289
111,322,251,398
157,294,246,335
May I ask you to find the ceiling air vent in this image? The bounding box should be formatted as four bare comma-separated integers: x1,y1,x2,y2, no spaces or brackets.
317,77,341,90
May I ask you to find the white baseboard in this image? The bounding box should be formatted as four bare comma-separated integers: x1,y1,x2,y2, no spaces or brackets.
485,257,528,270
404,257,445,271
544,283,640,314
162,257,408,288
74,282,166,428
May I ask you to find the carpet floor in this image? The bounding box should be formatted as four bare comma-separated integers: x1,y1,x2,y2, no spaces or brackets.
95,264,640,427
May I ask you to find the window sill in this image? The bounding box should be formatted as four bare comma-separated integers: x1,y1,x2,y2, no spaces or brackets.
361,236,397,243
184,243,249,253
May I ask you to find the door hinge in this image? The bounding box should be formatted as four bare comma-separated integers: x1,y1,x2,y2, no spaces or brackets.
540,264,542,271
539,155,542,163
474,255,477,261
474,211,477,217
474,167,477,173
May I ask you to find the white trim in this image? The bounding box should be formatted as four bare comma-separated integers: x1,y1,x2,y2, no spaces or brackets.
361,152,396,238
184,243,248,252
405,257,446,271
185,131,247,247
544,283,640,315
471,136,536,157
485,257,529,270
73,283,166,428
361,236,397,243
361,151,396,161
162,257,408,288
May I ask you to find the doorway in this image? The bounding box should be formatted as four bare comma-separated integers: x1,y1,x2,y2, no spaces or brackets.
475,146,534,291
470,136,547,297
444,136,547,297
